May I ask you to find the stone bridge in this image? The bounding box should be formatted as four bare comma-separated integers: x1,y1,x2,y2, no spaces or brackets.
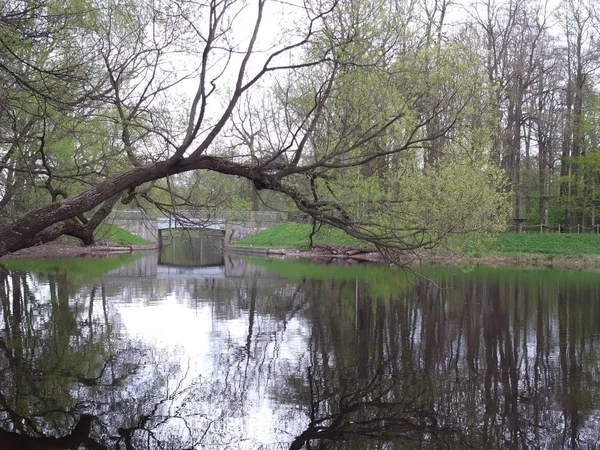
108,209,294,244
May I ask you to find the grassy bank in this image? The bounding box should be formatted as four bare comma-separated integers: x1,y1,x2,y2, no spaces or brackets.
93,223,154,246
233,223,369,250
56,223,154,246
233,223,600,259
487,232,600,257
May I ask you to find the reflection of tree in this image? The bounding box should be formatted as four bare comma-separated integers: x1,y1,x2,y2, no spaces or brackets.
199,262,600,448
0,268,198,449
408,273,600,449
289,359,444,450
556,283,600,449
159,233,224,267
281,269,600,449
193,270,311,446
278,277,455,449
3,259,600,448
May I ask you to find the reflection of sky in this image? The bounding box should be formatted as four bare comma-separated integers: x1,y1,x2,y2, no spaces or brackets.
119,296,212,350
0,268,309,448
115,290,310,448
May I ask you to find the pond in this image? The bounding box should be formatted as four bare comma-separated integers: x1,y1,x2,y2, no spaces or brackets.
0,241,599,449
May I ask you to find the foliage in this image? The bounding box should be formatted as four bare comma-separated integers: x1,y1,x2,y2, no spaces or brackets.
323,152,510,254
263,33,511,259
0,0,597,267
234,223,368,250
0,0,117,215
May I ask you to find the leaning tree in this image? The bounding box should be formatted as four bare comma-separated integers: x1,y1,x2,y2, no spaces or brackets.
0,0,508,261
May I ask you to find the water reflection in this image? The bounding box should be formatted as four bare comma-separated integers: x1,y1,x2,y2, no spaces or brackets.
0,254,600,448
159,230,223,267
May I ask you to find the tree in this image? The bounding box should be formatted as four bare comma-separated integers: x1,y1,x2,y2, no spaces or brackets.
0,0,509,261
556,0,600,227
467,0,555,226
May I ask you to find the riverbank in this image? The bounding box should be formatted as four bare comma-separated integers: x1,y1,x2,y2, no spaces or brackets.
0,224,158,260
2,241,600,270
5,222,600,270
229,223,600,269
0,242,159,260
227,244,600,269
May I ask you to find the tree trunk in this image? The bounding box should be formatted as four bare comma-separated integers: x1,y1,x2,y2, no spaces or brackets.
0,157,282,257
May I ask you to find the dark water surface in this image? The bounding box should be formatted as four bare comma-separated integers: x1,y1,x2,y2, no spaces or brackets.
1,246,600,449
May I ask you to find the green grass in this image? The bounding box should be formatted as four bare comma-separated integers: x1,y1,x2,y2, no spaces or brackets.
233,223,369,250
93,223,154,246
58,223,153,246
488,233,600,257
234,223,600,259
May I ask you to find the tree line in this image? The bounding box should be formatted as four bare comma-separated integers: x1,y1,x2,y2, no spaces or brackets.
462,0,600,231
0,0,597,260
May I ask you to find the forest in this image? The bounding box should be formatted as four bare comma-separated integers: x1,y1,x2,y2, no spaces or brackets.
0,0,598,259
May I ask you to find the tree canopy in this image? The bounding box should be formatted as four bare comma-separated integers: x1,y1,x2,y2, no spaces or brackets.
2,0,595,260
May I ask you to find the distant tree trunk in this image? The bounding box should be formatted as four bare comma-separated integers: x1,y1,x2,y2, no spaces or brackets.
504,78,524,222
558,0,594,229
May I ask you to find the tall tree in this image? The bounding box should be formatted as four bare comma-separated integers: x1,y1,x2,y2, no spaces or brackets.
557,0,599,227
468,0,553,226
0,0,509,261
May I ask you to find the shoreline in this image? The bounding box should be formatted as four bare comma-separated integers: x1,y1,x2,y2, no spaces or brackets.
2,242,600,270
0,242,159,260
226,245,600,269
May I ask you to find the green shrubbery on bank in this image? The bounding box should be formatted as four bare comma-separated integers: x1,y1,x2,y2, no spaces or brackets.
234,223,600,258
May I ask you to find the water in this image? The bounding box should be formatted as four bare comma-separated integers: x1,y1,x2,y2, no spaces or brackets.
1,242,600,449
